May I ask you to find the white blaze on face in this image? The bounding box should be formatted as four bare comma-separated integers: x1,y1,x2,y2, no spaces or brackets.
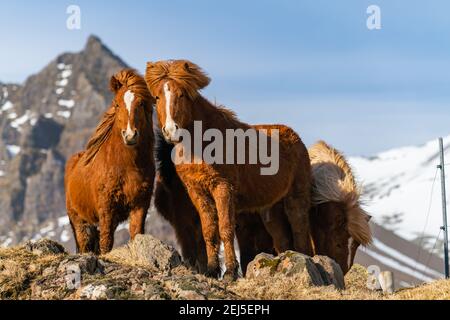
163,82,178,140
347,237,354,270
124,90,135,137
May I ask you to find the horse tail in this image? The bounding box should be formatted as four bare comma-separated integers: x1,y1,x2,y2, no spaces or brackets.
308,140,372,246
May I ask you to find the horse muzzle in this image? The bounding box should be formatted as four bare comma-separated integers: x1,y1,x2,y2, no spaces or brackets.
121,129,139,146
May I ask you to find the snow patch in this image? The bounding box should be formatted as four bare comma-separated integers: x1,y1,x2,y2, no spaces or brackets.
10,110,36,131
57,110,71,119
61,69,72,79
58,99,75,109
0,170,4,177
7,112,17,119
40,222,55,235
44,113,53,119
60,230,70,243
58,216,70,227
6,145,21,157
1,238,12,248
55,78,69,87
0,101,14,113
56,88,64,95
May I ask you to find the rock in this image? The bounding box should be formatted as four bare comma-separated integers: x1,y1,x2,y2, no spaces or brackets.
24,238,67,255
105,234,182,271
58,254,103,275
246,251,345,289
378,271,395,294
79,284,109,300
312,255,345,290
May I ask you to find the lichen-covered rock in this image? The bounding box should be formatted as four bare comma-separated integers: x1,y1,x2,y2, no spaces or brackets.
104,234,182,272
24,238,67,255
246,251,346,289
312,255,345,290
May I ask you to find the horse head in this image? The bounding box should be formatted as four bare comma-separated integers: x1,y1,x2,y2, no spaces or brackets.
110,69,154,146
145,60,210,143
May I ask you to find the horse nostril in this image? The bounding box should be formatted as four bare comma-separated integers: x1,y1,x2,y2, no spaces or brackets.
121,130,126,137
174,124,179,130
133,130,139,138
162,126,167,135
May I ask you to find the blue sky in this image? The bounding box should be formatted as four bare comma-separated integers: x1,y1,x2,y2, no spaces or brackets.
1,0,450,156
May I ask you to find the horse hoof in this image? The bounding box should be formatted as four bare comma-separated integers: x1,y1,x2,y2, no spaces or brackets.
223,270,238,282
205,267,220,279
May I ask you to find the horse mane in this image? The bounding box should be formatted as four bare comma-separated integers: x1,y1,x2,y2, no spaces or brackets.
146,60,211,100
82,69,153,165
309,140,372,245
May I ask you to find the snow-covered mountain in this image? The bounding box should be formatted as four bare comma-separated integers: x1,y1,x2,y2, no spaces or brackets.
349,137,450,287
350,136,450,244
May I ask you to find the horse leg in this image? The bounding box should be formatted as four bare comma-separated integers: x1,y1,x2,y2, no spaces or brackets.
186,186,221,278
260,203,293,254
212,183,238,281
129,207,148,240
235,214,257,276
194,230,208,274
68,212,91,254
98,210,118,254
284,182,314,256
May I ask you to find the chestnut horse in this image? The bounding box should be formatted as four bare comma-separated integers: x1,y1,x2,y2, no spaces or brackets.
237,141,373,275
65,69,155,254
155,133,372,276
146,60,312,280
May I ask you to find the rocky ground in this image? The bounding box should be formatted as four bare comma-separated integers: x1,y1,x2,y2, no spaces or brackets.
1,235,448,300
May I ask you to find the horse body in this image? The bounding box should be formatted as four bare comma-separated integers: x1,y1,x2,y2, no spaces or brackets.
239,141,373,275
146,60,312,280
65,69,155,254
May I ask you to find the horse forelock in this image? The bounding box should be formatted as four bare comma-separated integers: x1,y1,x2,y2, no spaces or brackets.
145,60,211,100
309,140,372,245
82,69,153,165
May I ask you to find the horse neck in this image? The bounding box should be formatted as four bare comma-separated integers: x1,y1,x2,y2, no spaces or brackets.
191,96,250,132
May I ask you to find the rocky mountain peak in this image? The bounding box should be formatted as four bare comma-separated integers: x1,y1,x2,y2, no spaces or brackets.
0,36,131,248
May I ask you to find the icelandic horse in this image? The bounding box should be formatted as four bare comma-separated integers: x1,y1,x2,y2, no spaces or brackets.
146,60,313,281
65,69,155,254
236,141,373,275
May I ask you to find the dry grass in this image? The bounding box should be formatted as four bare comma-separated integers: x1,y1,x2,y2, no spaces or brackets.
0,246,64,299
2,242,450,300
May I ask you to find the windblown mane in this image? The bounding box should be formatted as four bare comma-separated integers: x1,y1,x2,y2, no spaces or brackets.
82,69,153,165
309,141,372,245
146,60,211,100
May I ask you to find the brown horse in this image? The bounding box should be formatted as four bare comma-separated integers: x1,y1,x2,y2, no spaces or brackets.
155,131,372,275
65,69,155,254
146,60,313,280
237,141,373,275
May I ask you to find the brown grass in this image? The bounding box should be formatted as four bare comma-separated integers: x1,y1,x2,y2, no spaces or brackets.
1,242,449,300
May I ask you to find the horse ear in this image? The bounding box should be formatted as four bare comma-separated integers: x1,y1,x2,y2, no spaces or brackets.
110,75,122,93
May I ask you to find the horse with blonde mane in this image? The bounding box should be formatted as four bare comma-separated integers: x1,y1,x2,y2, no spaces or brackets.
65,69,155,254
146,60,313,281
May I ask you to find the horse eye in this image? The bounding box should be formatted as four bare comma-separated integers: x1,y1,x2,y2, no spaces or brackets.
180,93,184,98
155,96,160,100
